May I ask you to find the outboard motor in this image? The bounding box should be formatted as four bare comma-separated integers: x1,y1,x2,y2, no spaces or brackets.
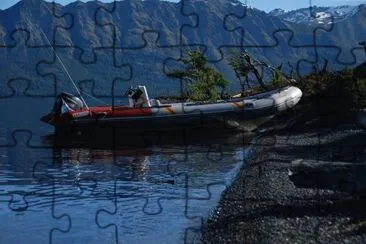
53,92,85,116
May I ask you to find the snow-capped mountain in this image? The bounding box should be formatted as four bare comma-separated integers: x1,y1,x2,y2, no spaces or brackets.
269,5,363,25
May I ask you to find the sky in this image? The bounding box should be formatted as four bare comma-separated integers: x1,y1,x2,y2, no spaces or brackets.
0,0,364,12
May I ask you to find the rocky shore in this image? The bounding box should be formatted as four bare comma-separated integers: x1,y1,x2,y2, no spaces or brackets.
202,115,366,243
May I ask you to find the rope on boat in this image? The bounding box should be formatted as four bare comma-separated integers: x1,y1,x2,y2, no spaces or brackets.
40,5,110,107
40,29,90,109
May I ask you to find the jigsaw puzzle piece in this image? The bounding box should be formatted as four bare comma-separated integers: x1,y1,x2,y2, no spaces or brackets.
37,47,132,100
0,181,71,244
180,0,246,61
52,0,188,63
162,44,237,113
0,29,57,97
218,29,318,80
0,0,118,100
0,78,33,99
48,145,176,215
159,129,251,241
304,4,366,66
29,150,149,243
0,131,57,191
0,0,117,65
0,2,74,98
0,95,55,148
95,178,202,244
94,0,145,50
180,1,315,64
115,31,182,98
1,136,154,244
184,182,228,243
295,47,346,78
95,0,195,49
0,156,72,244
50,177,117,243
297,46,365,80
0,1,70,46
309,35,364,68
0,130,60,237
51,0,120,63
0,122,252,244
229,3,364,71
92,131,249,243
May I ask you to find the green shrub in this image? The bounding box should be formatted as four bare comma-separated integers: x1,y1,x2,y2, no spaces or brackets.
271,70,289,87
297,64,366,110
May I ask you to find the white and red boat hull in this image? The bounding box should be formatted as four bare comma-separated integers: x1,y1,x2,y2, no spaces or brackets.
41,86,303,132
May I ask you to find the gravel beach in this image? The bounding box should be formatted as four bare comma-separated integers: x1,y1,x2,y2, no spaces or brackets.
202,118,366,243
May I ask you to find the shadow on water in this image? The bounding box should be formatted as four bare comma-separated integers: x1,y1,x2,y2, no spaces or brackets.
43,126,255,151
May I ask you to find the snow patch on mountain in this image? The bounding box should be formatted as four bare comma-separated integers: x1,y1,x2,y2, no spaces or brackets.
269,5,361,25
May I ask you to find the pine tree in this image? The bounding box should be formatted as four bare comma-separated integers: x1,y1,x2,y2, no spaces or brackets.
166,51,228,101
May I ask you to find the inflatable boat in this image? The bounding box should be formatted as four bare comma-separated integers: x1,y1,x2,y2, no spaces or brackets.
41,85,303,132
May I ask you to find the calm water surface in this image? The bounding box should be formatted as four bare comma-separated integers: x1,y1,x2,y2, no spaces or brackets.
0,97,254,244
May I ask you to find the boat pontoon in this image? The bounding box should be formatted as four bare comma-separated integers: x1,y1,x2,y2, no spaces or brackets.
41,85,303,132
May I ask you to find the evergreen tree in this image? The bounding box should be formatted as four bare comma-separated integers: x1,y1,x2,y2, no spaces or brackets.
166,51,228,101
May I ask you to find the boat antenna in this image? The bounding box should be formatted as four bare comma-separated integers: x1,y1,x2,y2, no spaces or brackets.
40,29,89,109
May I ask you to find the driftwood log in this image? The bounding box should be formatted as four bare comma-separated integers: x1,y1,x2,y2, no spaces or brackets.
289,159,366,194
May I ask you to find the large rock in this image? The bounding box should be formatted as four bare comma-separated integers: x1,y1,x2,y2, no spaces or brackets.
353,61,366,80
289,159,366,193
359,109,366,128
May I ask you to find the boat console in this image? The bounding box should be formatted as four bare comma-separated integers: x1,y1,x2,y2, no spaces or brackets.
126,85,171,108
127,85,152,108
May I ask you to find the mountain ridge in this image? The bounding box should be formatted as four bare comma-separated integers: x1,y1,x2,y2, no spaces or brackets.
0,0,364,97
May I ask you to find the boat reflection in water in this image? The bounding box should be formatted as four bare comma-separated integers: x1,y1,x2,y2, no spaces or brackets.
49,146,153,186
41,126,254,186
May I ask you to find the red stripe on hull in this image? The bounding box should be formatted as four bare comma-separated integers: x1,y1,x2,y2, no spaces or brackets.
42,106,154,127
69,106,154,118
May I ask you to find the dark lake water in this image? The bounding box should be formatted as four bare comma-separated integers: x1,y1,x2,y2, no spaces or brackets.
0,97,255,243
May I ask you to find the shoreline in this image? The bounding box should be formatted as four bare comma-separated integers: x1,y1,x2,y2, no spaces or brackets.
202,120,366,243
